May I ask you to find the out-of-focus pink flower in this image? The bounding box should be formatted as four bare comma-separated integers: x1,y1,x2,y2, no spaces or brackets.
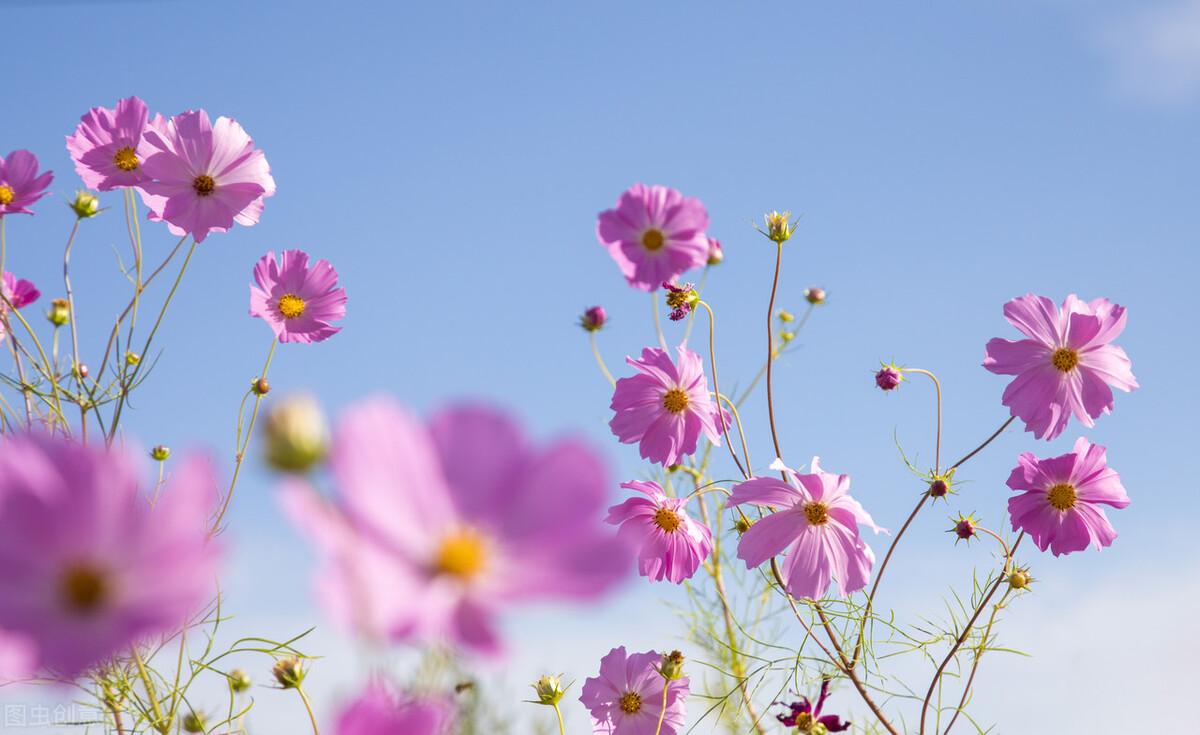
0,271,41,344
580,646,689,735
581,305,607,332
0,435,221,678
706,237,724,266
0,630,36,680
139,110,275,242
250,250,346,344
609,345,724,467
1007,437,1129,556
280,399,629,654
0,151,53,217
983,294,1137,440
65,96,157,191
334,682,454,735
728,458,883,600
596,184,710,291
607,480,711,584
775,678,850,732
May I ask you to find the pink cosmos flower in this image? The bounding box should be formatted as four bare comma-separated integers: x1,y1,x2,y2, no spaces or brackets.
280,399,629,654
609,345,724,467
0,630,36,680
0,272,41,344
983,294,1138,440
606,480,712,584
0,151,53,217
139,109,275,242
775,678,850,732
0,434,220,677
334,683,454,735
728,459,883,600
250,250,346,344
65,96,157,191
596,184,710,291
580,646,689,735
1007,437,1130,556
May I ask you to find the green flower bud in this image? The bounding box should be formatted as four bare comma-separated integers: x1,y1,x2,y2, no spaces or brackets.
228,668,252,693
150,445,171,462
271,656,306,689
531,674,567,705
658,650,685,680
70,190,100,219
263,395,329,473
47,298,70,327
182,711,205,733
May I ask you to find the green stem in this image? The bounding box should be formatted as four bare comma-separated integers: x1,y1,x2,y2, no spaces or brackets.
764,242,784,459
296,685,320,735
553,703,566,735
589,331,615,387
651,292,668,352
212,338,277,533
653,679,669,735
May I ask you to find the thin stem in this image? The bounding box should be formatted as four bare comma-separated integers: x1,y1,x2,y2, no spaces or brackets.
63,219,88,440
2,294,66,429
680,267,709,344
902,368,942,473
653,679,669,735
131,646,167,733
296,685,321,735
651,291,669,352
714,393,752,476
765,241,784,459
212,338,278,533
552,702,566,735
697,301,747,479
941,586,1015,735
948,416,1016,471
589,331,615,387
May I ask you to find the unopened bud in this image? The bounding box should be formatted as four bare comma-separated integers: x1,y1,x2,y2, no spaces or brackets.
780,331,795,343
761,210,796,243
875,364,902,391
531,674,567,705
73,363,89,380
252,377,270,396
70,190,100,219
263,394,329,473
706,237,724,265
182,712,205,733
150,445,171,462
804,287,826,305
271,657,306,689
228,669,252,693
734,517,753,534
950,513,979,543
579,305,606,332
778,309,795,323
47,298,70,327
928,478,950,498
125,351,140,366
1008,569,1032,590
658,650,685,680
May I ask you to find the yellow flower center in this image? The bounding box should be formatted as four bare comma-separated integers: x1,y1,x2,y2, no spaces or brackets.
654,507,682,533
662,388,689,414
277,294,306,319
803,501,829,526
1046,482,1077,511
59,563,109,614
619,691,642,714
641,228,665,251
1051,347,1078,373
434,530,487,579
0,185,14,205
113,146,139,171
192,174,216,196
795,712,815,730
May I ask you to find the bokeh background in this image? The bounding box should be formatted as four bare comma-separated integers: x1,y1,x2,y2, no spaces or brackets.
2,0,1197,731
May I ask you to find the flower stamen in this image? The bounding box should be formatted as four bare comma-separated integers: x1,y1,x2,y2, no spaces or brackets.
662,388,689,414
641,229,665,251
1046,482,1077,511
59,563,109,614
654,507,682,533
0,185,14,206
113,146,139,172
277,294,306,319
803,501,829,526
1051,347,1078,373
192,174,216,196
434,530,487,579
619,691,642,714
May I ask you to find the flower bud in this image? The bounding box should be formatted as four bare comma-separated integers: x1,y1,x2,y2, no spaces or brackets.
263,394,329,473
950,513,978,543
252,377,270,396
778,309,795,323
658,650,685,680
706,237,724,265
46,298,70,327
579,305,606,332
150,445,171,462
1008,568,1032,590
531,674,567,705
875,364,902,391
271,656,306,689
69,190,100,219
125,351,140,366
73,363,89,380
228,668,252,693
804,287,826,305
182,712,205,733
761,210,796,243
780,331,795,343
928,477,950,499
734,517,753,534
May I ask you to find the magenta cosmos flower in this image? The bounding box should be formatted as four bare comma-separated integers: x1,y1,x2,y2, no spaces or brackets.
775,678,850,732
65,96,157,191
0,151,53,217
280,399,629,654
0,435,221,677
580,646,689,735
334,683,454,735
607,480,712,584
983,294,1137,440
728,459,883,600
0,272,41,344
609,344,725,467
250,250,346,344
596,184,710,291
139,109,275,242
1007,437,1129,556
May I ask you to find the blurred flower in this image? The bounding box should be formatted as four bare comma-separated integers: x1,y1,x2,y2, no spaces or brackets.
0,150,53,217
228,668,252,693
279,400,629,654
607,480,712,584
250,250,346,344
271,656,306,689
596,184,710,291
983,294,1137,440
2,272,40,311
334,683,454,735
580,305,607,332
150,445,171,462
778,309,795,323
182,712,206,733
609,345,725,467
580,646,689,735
662,281,699,321
1007,437,1129,556
65,96,157,191
46,298,70,327
706,237,724,265
262,394,329,473
728,458,884,600
69,190,101,219
0,434,220,677
139,109,275,242
874,364,902,391
775,678,850,732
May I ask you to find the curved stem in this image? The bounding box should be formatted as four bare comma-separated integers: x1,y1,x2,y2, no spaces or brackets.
765,242,784,459
212,338,277,533
553,702,566,735
589,331,615,387
697,301,747,479
902,368,942,473
296,685,321,735
714,393,752,476
651,292,669,352
63,219,88,440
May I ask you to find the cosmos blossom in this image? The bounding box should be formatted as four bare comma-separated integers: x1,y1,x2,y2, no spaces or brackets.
728,458,883,601
334,683,454,735
609,344,725,467
596,184,710,291
1007,437,1130,556
983,294,1137,440
580,646,689,735
139,109,275,242
606,480,712,584
250,250,347,344
0,150,53,217
775,678,850,732
280,399,629,654
0,272,42,344
65,96,157,191
0,434,221,678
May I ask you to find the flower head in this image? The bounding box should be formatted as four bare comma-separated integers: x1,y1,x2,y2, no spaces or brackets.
662,281,699,321
280,400,629,654
531,674,568,705
250,250,346,344
334,683,454,735
0,434,220,677
271,656,306,689
69,190,101,219
875,364,903,391
139,109,275,242
596,184,710,291
1,273,42,344
609,344,726,466
1006,437,1129,556
0,150,53,217
580,646,689,735
606,480,712,584
706,237,724,265
728,458,884,600
47,298,70,327
983,294,1137,440
580,305,607,332
760,210,797,243
950,513,979,543
775,679,850,733
65,96,158,191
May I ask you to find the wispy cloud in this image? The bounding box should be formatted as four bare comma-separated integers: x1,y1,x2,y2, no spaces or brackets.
1099,0,1200,104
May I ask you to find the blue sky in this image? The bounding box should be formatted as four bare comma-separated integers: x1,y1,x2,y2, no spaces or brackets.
2,0,1197,732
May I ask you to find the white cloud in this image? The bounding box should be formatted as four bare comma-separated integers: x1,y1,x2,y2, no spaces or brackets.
1099,0,1200,104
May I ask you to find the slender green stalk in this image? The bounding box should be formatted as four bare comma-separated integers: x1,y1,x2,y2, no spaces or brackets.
764,242,784,459
651,292,668,352
653,679,669,735
212,338,278,533
589,331,615,387
552,703,566,735
296,685,320,735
